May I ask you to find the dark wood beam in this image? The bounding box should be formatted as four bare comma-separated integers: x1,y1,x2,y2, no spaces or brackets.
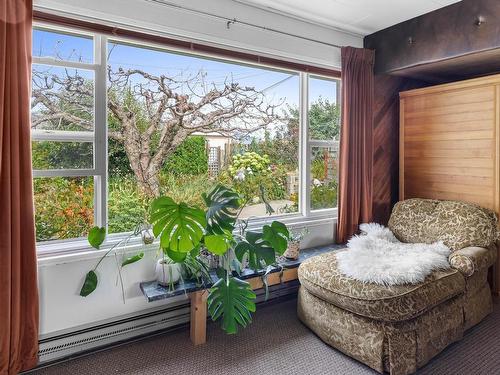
364,0,500,82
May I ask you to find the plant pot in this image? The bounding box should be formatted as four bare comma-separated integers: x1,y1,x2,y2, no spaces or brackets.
155,259,181,286
284,241,300,260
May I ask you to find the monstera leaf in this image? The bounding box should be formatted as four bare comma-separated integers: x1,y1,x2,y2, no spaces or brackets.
262,221,290,255
235,231,276,270
150,196,207,253
207,276,256,334
202,184,240,235
204,232,233,256
165,248,188,263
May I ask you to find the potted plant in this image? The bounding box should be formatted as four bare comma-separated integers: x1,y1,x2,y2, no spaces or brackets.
155,256,182,288
79,183,290,335
283,228,309,260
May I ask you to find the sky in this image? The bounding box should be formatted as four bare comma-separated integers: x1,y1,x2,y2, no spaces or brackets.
32,27,338,104
32,27,338,140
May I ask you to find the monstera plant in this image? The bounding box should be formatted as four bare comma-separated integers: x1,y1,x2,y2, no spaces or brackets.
150,183,290,334
79,183,289,334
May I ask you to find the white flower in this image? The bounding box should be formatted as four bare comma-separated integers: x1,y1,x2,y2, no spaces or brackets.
234,169,246,181
313,178,322,187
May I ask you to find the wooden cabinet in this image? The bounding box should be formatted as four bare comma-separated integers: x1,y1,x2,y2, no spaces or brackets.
400,75,500,293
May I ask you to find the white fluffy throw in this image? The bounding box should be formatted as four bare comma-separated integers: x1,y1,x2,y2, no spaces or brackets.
336,223,451,285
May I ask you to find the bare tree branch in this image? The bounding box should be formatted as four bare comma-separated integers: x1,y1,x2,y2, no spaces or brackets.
32,66,284,197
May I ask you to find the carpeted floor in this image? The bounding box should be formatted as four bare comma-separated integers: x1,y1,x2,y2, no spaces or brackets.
32,297,500,375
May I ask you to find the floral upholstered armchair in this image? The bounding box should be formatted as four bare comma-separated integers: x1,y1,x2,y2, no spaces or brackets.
297,198,498,375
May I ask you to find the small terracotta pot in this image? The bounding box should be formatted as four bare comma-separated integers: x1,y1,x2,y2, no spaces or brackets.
284,241,300,260
155,259,181,286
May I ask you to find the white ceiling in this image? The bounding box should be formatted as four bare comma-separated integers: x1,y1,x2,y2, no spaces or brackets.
237,0,461,35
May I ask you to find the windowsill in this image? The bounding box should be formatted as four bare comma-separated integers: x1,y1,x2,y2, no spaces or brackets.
36,209,337,266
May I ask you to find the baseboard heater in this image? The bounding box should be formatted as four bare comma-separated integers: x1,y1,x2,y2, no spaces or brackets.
36,280,300,365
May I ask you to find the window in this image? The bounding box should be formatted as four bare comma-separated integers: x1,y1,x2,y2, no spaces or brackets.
307,77,340,212
32,24,340,246
105,41,300,233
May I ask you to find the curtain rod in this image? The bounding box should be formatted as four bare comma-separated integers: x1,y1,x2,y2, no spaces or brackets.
145,0,344,50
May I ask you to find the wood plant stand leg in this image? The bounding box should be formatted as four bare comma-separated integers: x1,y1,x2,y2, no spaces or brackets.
189,290,208,345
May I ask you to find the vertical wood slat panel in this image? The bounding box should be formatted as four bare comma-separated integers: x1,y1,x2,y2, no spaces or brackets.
400,75,500,294
400,83,497,207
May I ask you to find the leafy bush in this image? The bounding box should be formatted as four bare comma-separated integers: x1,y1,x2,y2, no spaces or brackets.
221,151,288,203
311,158,327,180
163,136,208,176
310,181,338,210
108,172,215,234
109,138,133,176
159,173,215,208
34,177,94,241
108,177,150,233
228,152,270,176
32,141,92,170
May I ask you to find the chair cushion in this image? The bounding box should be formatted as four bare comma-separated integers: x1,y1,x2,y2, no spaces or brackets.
388,198,498,251
298,250,465,322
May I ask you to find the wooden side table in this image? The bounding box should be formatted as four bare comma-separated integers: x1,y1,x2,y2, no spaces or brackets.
140,245,343,345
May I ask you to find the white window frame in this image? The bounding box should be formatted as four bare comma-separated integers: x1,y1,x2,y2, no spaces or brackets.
32,24,108,236
306,74,341,215
33,22,339,256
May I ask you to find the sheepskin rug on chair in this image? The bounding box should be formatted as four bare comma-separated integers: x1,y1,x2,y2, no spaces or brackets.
336,223,451,285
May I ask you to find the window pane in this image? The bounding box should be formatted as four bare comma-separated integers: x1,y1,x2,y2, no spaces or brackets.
34,177,94,241
33,27,94,63
32,141,93,170
32,65,94,132
308,77,340,141
106,41,299,231
310,145,338,210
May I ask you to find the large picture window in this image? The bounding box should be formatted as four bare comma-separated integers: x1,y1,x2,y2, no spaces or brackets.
32,24,340,246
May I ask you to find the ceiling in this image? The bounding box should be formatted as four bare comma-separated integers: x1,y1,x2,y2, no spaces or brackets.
237,0,462,36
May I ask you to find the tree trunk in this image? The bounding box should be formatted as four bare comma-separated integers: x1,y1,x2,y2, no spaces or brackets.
135,169,161,198
117,117,163,198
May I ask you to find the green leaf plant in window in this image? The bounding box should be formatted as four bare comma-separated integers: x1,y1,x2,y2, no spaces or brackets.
78,182,290,334
150,183,290,334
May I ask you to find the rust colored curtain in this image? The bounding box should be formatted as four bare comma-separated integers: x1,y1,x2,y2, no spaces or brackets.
336,47,375,243
0,0,39,373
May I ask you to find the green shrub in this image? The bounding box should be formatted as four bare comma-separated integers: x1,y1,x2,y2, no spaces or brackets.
311,158,327,180
310,181,338,210
163,136,208,176
109,138,133,176
34,177,94,241
108,172,214,233
222,151,288,202
159,172,214,208
108,177,150,233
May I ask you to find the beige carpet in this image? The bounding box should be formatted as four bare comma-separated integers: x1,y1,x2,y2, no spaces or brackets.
32,297,500,375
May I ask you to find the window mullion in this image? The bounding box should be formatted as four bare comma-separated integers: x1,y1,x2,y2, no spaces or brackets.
33,169,96,178
299,72,310,218
31,130,95,142
93,34,108,229
32,57,97,71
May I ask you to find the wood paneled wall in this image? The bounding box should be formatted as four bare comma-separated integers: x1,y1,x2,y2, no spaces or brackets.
372,75,426,224
399,75,500,212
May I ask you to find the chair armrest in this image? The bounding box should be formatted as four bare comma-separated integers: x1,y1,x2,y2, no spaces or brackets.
449,245,497,277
